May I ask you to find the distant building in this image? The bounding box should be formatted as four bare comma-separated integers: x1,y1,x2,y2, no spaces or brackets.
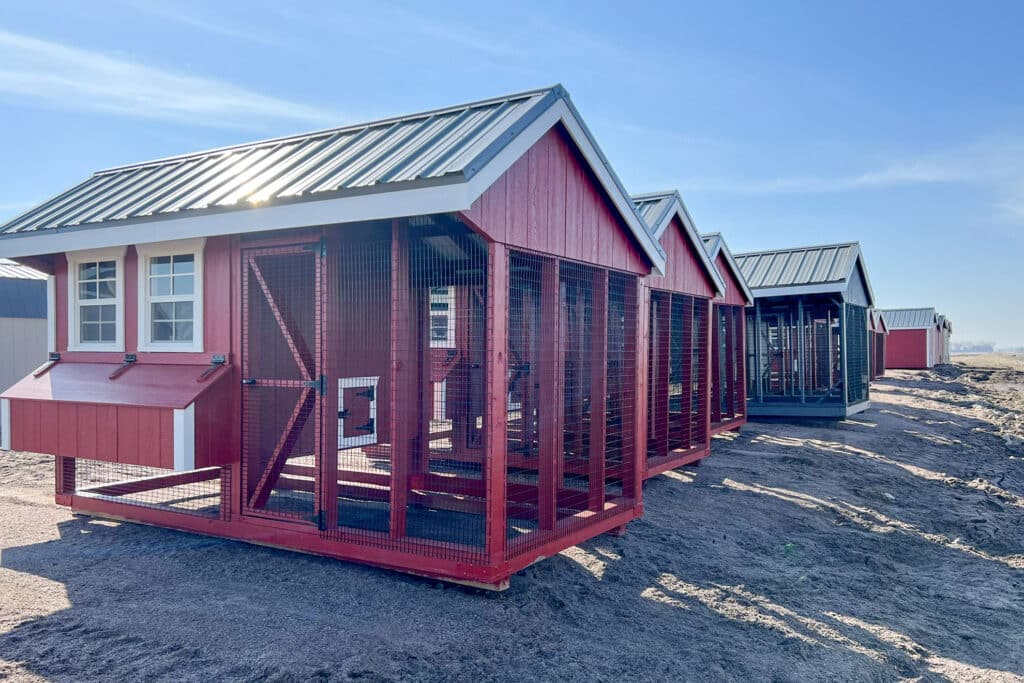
0,258,47,393
735,242,875,418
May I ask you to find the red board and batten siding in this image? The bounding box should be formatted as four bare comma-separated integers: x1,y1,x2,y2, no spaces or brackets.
886,329,930,369
645,216,717,298
462,125,649,274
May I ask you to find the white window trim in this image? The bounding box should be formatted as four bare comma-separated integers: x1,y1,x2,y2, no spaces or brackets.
67,246,126,352
136,237,205,353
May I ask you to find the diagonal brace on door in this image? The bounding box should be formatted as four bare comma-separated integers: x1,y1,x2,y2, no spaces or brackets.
248,388,316,510
249,256,314,381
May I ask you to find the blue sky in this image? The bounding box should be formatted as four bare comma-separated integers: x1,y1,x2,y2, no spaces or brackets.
1,1,1021,345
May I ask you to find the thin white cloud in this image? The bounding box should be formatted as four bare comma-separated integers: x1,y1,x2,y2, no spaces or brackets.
670,136,1024,221
0,30,341,129
124,1,289,48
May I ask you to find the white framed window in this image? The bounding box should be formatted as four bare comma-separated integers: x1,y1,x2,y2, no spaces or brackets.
429,286,456,349
137,238,205,353
67,247,125,352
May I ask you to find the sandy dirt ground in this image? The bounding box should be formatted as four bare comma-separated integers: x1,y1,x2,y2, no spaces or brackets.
1,354,1023,682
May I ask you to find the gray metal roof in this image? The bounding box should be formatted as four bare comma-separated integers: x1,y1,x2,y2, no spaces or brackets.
0,258,46,280
0,85,668,273
632,191,675,235
1,88,558,235
878,308,936,330
734,242,860,290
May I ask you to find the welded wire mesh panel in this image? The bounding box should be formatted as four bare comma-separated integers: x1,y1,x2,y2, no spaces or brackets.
323,220,490,558
647,292,709,463
751,299,846,404
845,304,869,403
713,304,745,422
241,244,321,524
604,271,636,501
690,297,709,445
506,254,637,555
74,459,224,518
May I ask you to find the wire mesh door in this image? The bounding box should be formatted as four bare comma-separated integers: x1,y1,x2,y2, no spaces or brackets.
241,242,323,525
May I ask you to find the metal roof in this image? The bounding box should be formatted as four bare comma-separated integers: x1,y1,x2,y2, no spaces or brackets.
734,242,860,289
878,308,936,330
0,258,46,280
632,191,675,235
0,85,667,273
2,89,556,235
630,191,725,296
700,232,754,305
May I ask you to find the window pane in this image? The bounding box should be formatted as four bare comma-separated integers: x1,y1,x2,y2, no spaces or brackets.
98,280,116,299
152,302,174,321
172,254,194,274
174,301,194,321
172,274,194,296
153,321,174,342
150,256,172,276
175,321,194,342
80,305,100,322
79,262,97,280
79,282,97,300
98,261,116,279
150,276,171,297
99,323,116,342
98,304,116,323
81,322,99,342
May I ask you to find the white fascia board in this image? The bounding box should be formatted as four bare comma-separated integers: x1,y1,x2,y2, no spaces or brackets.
716,239,755,305
46,275,56,353
1,398,10,451
0,182,474,259
850,246,877,307
751,282,847,299
173,403,196,471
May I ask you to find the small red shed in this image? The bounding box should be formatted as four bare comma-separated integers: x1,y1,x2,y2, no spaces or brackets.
632,192,724,478
0,86,667,589
701,233,754,435
879,308,938,370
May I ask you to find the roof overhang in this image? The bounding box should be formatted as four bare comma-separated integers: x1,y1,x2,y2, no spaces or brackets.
634,191,724,296
0,89,668,275
750,282,847,299
702,233,754,305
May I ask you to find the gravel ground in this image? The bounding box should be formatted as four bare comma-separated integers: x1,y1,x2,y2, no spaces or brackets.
2,355,1023,681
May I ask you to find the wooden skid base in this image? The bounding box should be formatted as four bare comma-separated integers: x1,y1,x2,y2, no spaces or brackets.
62,493,638,590
710,416,747,436
643,446,710,479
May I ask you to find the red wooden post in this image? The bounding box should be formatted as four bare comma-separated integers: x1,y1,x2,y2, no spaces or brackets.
704,298,713,449
485,242,509,563
711,304,723,424
389,219,414,538
321,230,339,530
652,293,670,460
55,456,75,504
538,257,561,530
627,278,645,503
680,295,693,450
588,269,608,512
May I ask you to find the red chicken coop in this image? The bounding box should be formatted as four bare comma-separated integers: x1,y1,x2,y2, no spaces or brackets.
701,233,753,435
0,86,668,589
631,192,724,478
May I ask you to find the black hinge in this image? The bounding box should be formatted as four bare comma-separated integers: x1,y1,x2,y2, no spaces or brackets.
337,408,350,420
356,418,375,433
304,238,327,258
304,374,326,395
355,386,374,401
316,510,326,531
